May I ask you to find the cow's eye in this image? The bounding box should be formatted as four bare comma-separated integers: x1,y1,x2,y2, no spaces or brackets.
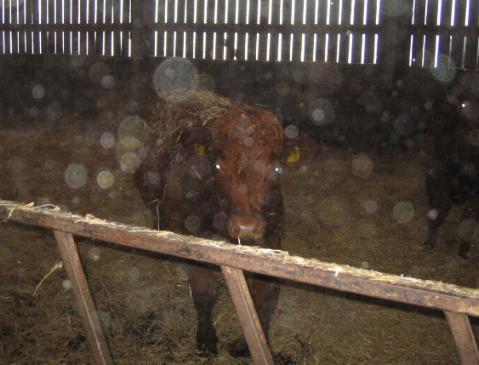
273,166,283,175
215,159,224,172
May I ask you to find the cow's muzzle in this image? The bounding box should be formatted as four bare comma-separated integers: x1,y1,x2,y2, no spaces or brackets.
227,215,266,242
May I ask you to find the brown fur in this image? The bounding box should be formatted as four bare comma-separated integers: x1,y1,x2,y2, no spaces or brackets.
135,95,284,356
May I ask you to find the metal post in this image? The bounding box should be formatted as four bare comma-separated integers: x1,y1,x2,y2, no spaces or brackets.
221,266,274,365
53,231,113,365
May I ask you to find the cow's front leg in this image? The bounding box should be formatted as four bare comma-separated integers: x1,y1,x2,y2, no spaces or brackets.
188,264,219,355
458,197,479,258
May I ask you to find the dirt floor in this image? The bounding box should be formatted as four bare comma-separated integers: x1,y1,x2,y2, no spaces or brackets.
1,110,479,365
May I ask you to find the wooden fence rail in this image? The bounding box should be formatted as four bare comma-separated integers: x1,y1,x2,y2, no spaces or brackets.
1,199,479,364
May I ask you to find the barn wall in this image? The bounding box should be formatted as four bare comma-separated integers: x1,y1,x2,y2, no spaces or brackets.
0,52,463,155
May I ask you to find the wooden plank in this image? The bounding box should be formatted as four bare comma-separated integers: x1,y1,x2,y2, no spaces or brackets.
463,0,477,69
30,0,41,54
347,32,357,64
302,32,313,62
0,24,134,32
116,28,123,56
462,34,477,69
0,21,386,34
178,29,187,58
158,29,166,57
121,0,131,57
445,34,454,68
311,32,321,61
213,0,224,25
53,231,113,365
256,30,266,61
349,0,360,26
100,22,109,56
175,0,186,56
85,30,91,55
110,0,119,56
236,31,245,60
222,266,274,365
425,0,438,67
333,33,347,63
249,0,260,26
101,0,113,56
6,29,13,54
266,0,277,62
244,30,253,60
11,29,17,54
200,29,209,59
444,312,479,365
3,200,479,318
166,29,174,57
0,1,4,30
442,0,453,27
316,0,328,25
322,32,332,62
356,31,368,65
147,22,384,34
275,31,286,61
74,29,80,55
45,0,52,53
352,0,370,64
85,0,93,24
0,31,4,55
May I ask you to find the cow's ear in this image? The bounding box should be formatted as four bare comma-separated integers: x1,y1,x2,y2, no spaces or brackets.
180,126,213,156
279,140,302,166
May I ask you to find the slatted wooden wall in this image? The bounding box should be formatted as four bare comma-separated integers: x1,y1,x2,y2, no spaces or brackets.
0,0,132,56
1,0,479,70
152,0,383,64
409,0,479,70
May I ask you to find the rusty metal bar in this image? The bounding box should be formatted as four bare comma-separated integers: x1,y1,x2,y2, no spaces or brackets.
2,200,479,316
445,312,479,365
53,230,113,365
221,266,274,365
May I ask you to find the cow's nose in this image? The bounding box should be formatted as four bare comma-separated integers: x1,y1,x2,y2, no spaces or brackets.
227,215,266,241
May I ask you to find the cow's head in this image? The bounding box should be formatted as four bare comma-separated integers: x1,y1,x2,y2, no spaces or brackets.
211,105,284,243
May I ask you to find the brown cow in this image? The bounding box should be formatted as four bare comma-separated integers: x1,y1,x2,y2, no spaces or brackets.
424,98,479,258
135,93,284,356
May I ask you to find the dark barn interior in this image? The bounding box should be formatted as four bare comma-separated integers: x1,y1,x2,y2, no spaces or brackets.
1,0,479,364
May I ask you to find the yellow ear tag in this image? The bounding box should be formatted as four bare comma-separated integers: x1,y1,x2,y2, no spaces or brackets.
194,143,206,156
287,146,301,164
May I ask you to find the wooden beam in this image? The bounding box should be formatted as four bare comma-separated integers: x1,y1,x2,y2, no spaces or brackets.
53,231,113,365
408,25,479,38
2,200,479,317
445,312,479,365
150,23,384,34
0,24,133,32
222,266,274,365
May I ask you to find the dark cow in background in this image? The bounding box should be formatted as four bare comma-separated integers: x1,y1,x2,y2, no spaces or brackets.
424,94,479,258
135,91,285,356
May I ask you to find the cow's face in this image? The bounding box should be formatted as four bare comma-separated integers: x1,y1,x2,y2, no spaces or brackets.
212,106,284,243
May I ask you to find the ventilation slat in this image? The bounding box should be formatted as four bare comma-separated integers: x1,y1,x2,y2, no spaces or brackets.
6,0,475,69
